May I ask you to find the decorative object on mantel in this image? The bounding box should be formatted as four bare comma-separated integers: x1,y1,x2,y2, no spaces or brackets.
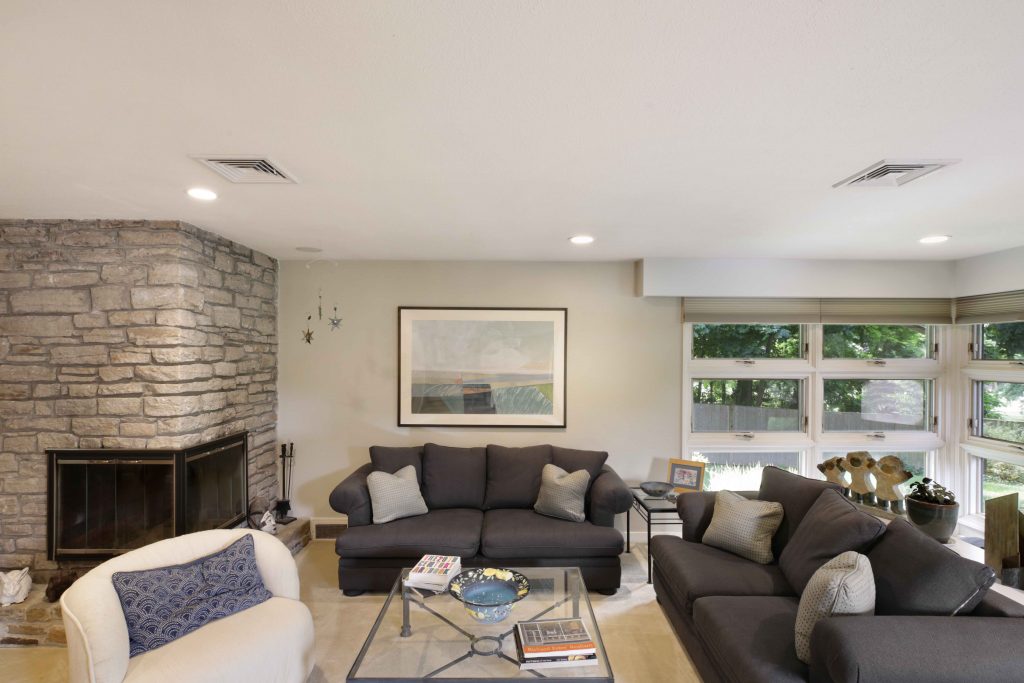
275,443,297,525
842,452,877,505
817,456,849,494
45,570,78,603
905,478,959,543
639,481,674,498
0,568,31,607
873,455,913,514
398,307,567,427
984,493,1024,587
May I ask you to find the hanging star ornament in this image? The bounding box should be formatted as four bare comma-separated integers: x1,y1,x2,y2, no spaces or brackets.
328,305,342,331
302,314,314,344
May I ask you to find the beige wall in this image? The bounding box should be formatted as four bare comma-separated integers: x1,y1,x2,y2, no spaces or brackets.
278,260,681,519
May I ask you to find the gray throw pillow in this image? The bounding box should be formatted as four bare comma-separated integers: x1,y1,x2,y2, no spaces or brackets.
367,465,428,524
794,551,875,663
868,517,995,615
702,490,784,564
779,489,886,594
534,464,590,522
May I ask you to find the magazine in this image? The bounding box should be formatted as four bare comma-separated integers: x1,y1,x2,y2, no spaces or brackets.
514,627,598,670
404,554,460,591
515,617,596,658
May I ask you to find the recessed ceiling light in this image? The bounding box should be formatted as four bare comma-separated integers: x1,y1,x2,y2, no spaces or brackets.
569,235,595,245
919,235,950,244
295,246,323,253
187,187,217,201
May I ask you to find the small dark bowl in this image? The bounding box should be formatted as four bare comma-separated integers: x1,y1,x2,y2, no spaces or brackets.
640,481,674,498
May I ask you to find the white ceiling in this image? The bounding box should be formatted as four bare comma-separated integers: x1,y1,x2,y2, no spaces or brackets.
3,1,1024,262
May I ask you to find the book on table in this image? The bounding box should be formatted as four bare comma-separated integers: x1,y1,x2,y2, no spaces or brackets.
513,626,597,670
404,554,461,592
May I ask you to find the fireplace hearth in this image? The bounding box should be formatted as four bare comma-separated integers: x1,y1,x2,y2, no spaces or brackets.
46,432,248,561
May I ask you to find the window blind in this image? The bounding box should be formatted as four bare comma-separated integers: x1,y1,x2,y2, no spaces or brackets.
954,290,1024,324
681,297,954,324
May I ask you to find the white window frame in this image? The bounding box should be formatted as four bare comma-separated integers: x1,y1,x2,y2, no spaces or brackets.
960,322,1024,514
684,323,948,485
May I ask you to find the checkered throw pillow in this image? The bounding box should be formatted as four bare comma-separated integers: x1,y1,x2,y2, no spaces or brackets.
701,490,784,564
794,551,875,663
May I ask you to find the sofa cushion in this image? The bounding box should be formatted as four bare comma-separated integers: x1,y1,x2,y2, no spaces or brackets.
370,445,423,483
534,464,590,522
484,445,553,509
650,535,794,615
779,489,886,593
868,517,996,615
422,443,486,509
693,595,807,683
481,509,622,558
336,509,483,558
759,466,841,558
703,490,784,564
367,465,429,524
112,534,272,657
551,446,608,489
794,551,875,663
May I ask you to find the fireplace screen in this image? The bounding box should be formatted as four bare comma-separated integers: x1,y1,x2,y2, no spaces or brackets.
48,432,248,560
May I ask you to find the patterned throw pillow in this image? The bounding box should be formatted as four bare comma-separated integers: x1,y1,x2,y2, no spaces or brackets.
112,534,272,657
534,464,591,522
367,464,429,524
794,551,875,663
701,490,784,564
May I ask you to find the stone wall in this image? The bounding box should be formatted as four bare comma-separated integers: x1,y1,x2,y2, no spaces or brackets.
0,220,278,573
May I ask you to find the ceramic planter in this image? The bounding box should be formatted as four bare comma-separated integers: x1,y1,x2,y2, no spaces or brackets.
906,498,960,543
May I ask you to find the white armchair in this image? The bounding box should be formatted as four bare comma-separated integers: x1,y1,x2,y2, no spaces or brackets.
61,529,315,683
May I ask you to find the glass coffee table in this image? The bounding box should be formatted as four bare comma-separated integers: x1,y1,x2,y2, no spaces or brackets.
347,566,614,682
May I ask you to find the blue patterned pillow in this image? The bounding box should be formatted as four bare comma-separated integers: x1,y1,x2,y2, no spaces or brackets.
112,534,272,656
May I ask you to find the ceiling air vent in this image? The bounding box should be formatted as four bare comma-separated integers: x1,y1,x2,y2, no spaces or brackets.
191,156,296,184
833,159,958,188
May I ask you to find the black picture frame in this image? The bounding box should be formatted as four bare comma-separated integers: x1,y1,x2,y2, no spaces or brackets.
398,307,567,428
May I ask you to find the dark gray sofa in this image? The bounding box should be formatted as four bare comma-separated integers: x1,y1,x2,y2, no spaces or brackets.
652,467,1024,683
329,443,633,595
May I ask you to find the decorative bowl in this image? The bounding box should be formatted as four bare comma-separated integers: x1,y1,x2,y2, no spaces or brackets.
448,568,530,624
640,481,674,498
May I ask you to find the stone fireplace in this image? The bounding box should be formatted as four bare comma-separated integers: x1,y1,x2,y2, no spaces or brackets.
0,220,279,577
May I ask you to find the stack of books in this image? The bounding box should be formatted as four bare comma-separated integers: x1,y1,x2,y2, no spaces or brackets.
403,554,461,592
514,618,598,670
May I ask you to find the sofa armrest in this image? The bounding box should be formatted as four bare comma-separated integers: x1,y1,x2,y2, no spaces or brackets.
328,462,374,526
809,615,1024,683
676,490,757,542
589,465,632,527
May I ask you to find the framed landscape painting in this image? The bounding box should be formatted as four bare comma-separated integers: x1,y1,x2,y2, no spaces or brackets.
398,307,567,427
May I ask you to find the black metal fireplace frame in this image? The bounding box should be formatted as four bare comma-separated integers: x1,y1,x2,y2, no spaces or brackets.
46,431,249,561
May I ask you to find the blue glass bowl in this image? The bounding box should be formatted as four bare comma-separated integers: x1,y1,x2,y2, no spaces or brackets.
448,568,530,624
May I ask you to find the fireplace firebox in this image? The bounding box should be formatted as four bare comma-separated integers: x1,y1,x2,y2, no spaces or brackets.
47,432,248,561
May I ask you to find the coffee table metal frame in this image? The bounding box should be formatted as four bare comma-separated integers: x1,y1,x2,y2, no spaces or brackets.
346,566,614,683
627,488,683,584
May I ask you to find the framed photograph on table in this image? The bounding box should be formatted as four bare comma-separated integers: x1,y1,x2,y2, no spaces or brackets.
668,459,705,494
398,307,567,427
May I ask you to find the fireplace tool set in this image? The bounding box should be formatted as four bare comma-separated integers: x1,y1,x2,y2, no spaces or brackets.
276,442,297,525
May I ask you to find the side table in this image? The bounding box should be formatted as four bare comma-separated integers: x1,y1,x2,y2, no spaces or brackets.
627,488,683,583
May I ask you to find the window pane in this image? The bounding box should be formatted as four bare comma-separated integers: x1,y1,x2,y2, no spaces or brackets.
983,459,1024,510
692,324,802,359
822,325,929,359
820,451,927,491
693,452,800,491
692,379,802,432
823,379,932,431
980,381,1024,444
980,323,1024,360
